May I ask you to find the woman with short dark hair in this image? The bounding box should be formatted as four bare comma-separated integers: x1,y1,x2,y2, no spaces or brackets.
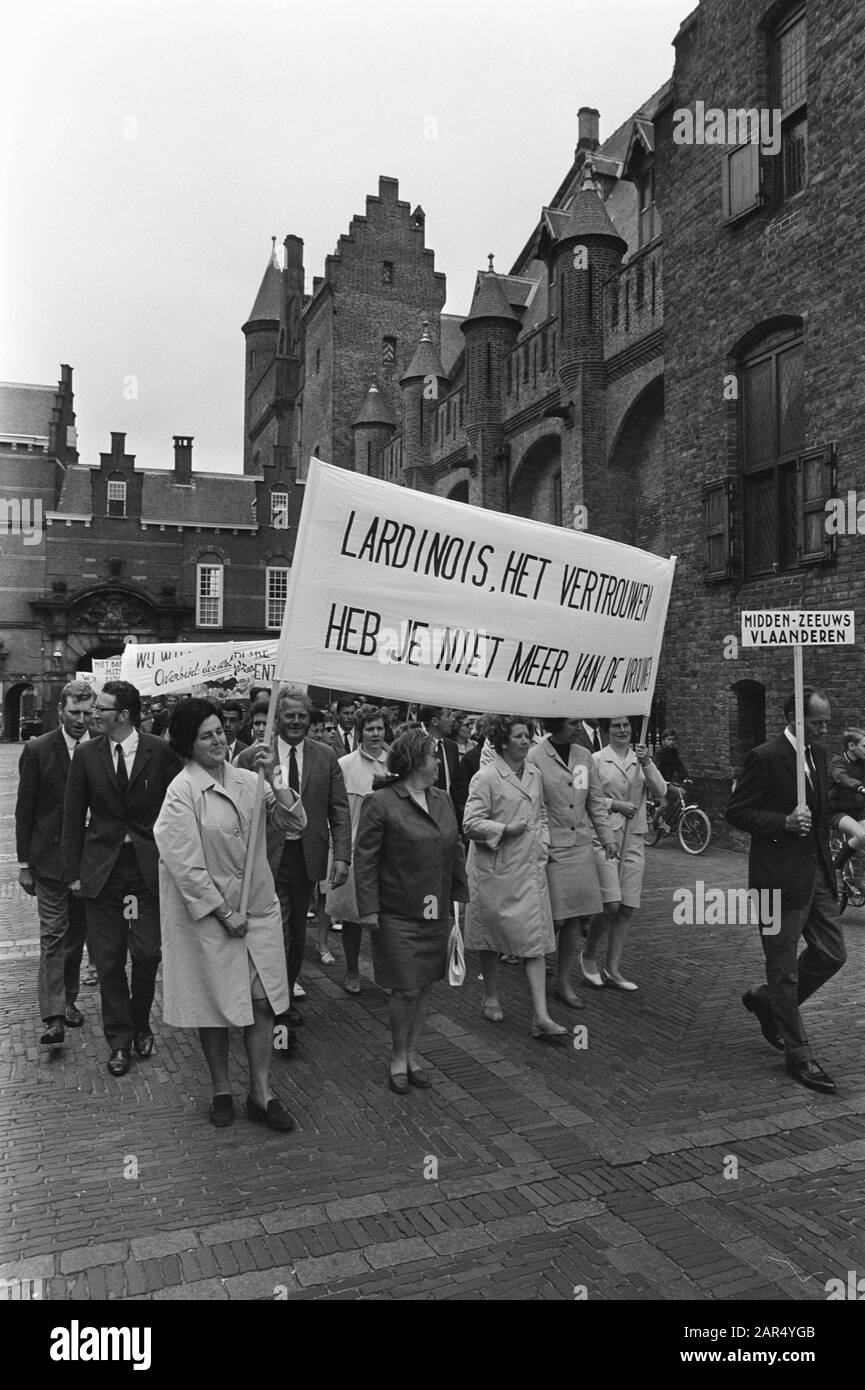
353,727,468,1092
463,715,567,1040
154,698,306,1130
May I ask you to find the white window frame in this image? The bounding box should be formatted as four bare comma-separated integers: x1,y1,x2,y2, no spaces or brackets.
271,491,289,527
196,562,223,628
265,566,290,631
107,480,127,517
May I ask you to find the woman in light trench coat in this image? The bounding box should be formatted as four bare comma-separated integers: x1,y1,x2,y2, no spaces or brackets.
154,699,306,1131
463,715,568,1041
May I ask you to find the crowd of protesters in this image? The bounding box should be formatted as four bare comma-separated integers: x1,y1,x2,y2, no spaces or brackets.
15,676,855,1125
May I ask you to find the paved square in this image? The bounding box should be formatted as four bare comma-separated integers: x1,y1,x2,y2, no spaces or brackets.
2,744,863,1300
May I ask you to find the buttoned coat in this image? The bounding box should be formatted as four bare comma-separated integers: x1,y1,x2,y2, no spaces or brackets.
153,760,306,1027
353,782,468,922
528,737,616,919
235,735,351,880
62,732,183,897
325,746,389,921
591,745,666,835
462,755,555,956
726,734,836,908
16,727,84,878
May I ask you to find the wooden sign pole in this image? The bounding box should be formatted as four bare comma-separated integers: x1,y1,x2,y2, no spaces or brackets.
238,681,282,917
619,713,649,887
792,642,807,812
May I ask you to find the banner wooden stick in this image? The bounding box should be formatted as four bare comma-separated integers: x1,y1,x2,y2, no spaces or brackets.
238,681,282,918
618,714,649,886
793,642,807,811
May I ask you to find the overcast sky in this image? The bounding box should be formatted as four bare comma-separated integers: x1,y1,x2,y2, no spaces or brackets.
2,0,688,474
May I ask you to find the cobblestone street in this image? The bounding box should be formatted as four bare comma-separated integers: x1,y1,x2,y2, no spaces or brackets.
2,742,864,1302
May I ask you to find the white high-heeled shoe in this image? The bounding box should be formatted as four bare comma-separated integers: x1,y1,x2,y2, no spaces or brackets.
602,969,638,992
579,951,605,988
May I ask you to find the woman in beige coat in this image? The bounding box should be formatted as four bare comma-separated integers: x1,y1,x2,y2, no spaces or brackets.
463,715,567,1042
154,699,306,1130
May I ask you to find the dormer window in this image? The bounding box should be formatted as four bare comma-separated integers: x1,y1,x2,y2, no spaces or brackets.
107,480,126,518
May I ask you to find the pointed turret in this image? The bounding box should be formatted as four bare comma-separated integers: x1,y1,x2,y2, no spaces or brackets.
242,240,283,473
400,320,449,491
400,320,447,384
244,238,283,329
461,272,521,328
352,383,397,475
552,160,627,252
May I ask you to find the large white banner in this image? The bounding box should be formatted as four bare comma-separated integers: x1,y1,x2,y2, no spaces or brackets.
273,460,676,716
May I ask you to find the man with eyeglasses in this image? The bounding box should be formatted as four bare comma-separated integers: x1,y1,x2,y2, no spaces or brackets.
726,686,847,1094
63,680,182,1077
16,679,95,1049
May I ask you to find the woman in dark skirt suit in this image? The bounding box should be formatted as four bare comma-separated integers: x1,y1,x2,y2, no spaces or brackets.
354,727,468,1094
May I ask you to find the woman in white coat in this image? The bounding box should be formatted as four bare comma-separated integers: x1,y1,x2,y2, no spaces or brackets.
580,715,666,992
463,715,567,1041
154,699,306,1130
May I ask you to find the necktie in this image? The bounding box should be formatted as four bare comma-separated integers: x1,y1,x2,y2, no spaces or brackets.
289,746,299,793
115,743,128,793
344,731,352,754
592,729,601,753
436,741,448,791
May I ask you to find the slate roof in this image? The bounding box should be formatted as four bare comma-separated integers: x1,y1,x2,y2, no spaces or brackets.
53,465,95,517
0,383,55,440
401,324,446,382
462,273,521,326
352,383,396,427
141,474,258,527
245,244,283,325
440,315,464,375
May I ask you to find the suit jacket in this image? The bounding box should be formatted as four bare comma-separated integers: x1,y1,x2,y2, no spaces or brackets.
225,735,250,762
725,734,836,907
354,782,468,920
527,736,615,851
453,740,483,827
572,723,606,755
16,727,84,878
428,734,459,797
63,732,183,898
329,726,355,758
235,735,351,880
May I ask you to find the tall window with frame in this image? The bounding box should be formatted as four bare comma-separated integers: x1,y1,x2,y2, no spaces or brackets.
196,559,223,628
772,6,807,201
265,566,290,631
740,327,830,577
107,479,126,517
637,167,659,246
270,490,288,528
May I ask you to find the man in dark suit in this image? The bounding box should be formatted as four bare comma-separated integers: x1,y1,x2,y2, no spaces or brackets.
419,705,460,810
572,719,605,754
236,684,351,1036
63,680,182,1076
219,699,250,762
329,696,358,756
16,679,96,1048
726,687,846,1094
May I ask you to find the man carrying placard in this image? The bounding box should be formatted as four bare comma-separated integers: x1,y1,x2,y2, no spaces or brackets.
726,687,846,1094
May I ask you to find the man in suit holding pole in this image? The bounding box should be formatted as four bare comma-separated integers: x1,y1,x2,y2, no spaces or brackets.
726,687,846,1094
63,680,182,1076
16,679,95,1049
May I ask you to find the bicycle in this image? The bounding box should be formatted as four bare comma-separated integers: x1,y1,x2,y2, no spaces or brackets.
829,828,865,914
647,779,712,855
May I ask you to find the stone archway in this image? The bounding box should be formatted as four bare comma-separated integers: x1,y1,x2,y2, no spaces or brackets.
509,435,562,524
607,377,664,550
447,481,469,504
4,680,36,741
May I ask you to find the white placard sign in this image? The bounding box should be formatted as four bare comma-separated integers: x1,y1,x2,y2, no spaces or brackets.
741,611,855,647
272,459,677,716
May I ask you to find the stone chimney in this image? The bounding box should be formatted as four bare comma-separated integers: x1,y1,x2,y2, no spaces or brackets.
577,106,600,151
173,435,193,483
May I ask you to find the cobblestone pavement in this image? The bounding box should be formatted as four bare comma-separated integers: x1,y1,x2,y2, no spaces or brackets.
1,744,863,1302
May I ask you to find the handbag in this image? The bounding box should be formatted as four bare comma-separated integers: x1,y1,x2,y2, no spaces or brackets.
447,903,466,987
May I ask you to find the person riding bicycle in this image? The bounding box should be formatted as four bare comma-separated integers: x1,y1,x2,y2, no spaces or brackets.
654,729,689,833
828,727,865,874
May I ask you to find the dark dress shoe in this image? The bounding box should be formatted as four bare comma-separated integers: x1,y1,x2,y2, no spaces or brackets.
133,1031,154,1059
40,1019,65,1047
209,1094,234,1127
107,1049,130,1077
388,1071,409,1094
64,1003,84,1027
407,1067,431,1089
742,990,784,1051
246,1095,295,1131
786,1059,837,1094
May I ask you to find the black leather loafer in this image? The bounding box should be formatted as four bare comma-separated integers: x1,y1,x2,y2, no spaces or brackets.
209,1094,234,1127
40,1019,65,1047
107,1049,130,1077
786,1059,837,1094
133,1031,154,1059
64,1003,84,1028
246,1095,295,1131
